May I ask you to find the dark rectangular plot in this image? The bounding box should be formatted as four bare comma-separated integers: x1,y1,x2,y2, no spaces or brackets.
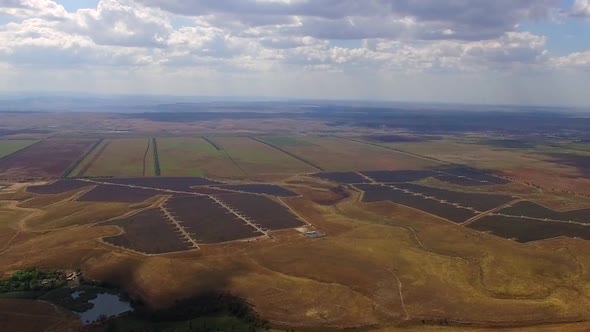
97,177,223,192
356,184,477,223
211,184,298,197
27,179,92,194
78,185,160,203
499,201,590,224
104,209,191,254
312,172,371,184
216,194,305,230
468,215,590,243
0,139,97,179
361,170,436,183
394,183,514,211
165,196,261,243
434,175,488,187
437,167,509,185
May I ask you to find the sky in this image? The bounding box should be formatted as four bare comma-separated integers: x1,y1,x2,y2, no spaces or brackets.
0,0,590,106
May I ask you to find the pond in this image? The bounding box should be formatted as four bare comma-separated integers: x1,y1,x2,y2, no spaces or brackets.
75,292,133,325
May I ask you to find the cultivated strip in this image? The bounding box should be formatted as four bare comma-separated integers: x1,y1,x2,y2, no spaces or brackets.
76,139,111,177
62,138,104,178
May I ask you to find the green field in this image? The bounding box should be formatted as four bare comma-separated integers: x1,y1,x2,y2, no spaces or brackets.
81,138,155,177
157,137,243,177
210,136,317,176
0,140,37,159
258,136,438,171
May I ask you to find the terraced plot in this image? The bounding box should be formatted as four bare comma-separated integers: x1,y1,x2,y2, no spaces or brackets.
499,201,590,223
211,184,298,197
103,209,192,254
394,183,514,212
157,137,243,177
356,184,478,223
438,166,509,185
97,177,221,192
78,185,160,203
217,194,305,230
468,215,590,243
0,139,97,179
312,172,371,184
81,138,155,177
164,196,263,243
362,170,436,183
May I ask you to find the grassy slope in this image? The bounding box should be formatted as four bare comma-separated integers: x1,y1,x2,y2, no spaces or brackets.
157,137,241,177
82,138,153,177
0,140,37,159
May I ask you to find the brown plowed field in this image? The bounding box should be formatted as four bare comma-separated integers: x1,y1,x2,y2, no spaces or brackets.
164,196,262,243
78,185,161,203
103,209,192,254
217,194,305,230
0,139,97,179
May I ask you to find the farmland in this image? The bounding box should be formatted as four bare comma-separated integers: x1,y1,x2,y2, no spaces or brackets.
217,194,305,230
3,124,590,331
0,140,37,159
0,139,97,179
104,209,192,254
156,137,243,177
164,196,263,244
468,215,590,242
80,138,155,177
211,184,298,197
210,136,318,176
258,136,439,171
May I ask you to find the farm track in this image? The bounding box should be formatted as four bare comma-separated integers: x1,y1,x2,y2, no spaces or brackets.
76,139,111,177
356,172,377,183
462,199,524,226
62,138,104,178
211,195,270,237
250,136,325,171
160,202,200,249
0,138,45,163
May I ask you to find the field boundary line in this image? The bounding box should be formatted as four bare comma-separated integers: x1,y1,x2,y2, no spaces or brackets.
142,138,151,177
0,138,45,163
203,136,248,175
160,200,200,249
462,199,523,226
356,172,377,183
333,135,450,165
62,138,104,178
249,136,325,171
77,139,111,177
78,178,209,197
211,196,270,237
277,197,313,227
